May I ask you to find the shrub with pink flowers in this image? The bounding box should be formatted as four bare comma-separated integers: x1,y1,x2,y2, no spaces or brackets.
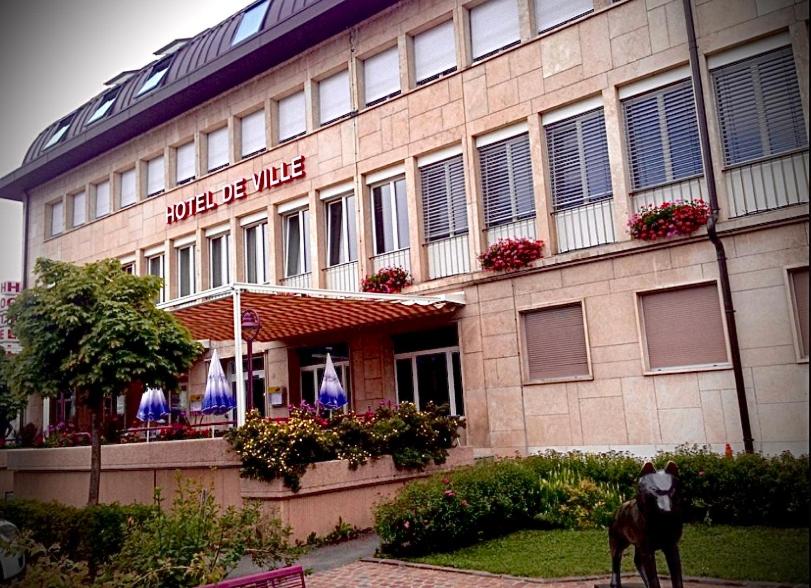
361,266,412,294
478,238,544,272
628,199,711,241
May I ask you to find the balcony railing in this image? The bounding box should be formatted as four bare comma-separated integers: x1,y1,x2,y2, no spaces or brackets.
724,150,809,217
372,248,411,272
630,176,708,211
486,218,537,245
426,234,471,279
554,199,615,253
281,272,312,289
325,261,360,292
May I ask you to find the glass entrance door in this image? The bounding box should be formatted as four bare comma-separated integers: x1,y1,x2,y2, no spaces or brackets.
394,347,464,415
300,362,351,410
225,354,266,416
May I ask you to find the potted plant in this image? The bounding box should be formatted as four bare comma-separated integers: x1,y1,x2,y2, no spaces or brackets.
361,266,412,294
628,199,710,241
478,237,544,271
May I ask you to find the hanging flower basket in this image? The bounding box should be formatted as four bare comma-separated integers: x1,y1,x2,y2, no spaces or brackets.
628,200,711,241
478,238,544,272
361,266,412,294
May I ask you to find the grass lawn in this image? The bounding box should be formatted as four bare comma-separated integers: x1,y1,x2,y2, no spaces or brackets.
407,525,809,583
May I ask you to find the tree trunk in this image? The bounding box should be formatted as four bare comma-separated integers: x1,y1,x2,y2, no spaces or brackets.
88,396,103,505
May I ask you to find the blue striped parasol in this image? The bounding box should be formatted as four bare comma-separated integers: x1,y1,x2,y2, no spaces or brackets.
202,349,236,415
137,387,169,422
318,353,347,410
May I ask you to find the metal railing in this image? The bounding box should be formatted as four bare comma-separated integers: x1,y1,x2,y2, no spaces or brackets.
630,176,708,210
372,248,411,272
325,261,360,291
554,199,616,253
724,150,809,217
280,272,312,289
486,217,537,245
426,234,471,279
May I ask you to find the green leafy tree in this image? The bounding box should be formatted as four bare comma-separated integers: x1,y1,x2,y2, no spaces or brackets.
5,258,202,504
0,352,28,440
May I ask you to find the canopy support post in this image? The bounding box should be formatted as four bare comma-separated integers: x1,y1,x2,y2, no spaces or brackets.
232,287,246,427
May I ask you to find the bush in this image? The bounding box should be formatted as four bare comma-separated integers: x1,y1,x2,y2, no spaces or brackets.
478,238,544,271
628,199,710,240
361,266,412,293
536,467,627,529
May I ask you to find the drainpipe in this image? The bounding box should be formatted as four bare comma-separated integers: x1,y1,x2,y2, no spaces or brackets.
682,0,754,453
21,190,30,289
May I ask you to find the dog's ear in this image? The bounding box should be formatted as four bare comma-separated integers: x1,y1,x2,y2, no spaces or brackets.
664,461,678,476
640,462,656,475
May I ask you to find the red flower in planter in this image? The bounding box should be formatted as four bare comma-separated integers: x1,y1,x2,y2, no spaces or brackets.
361,266,412,294
628,200,710,241
478,238,544,271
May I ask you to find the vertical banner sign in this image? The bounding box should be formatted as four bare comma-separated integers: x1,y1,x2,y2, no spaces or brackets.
0,281,21,353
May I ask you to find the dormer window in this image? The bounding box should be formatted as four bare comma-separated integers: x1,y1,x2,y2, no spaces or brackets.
86,90,119,125
42,119,72,150
232,0,270,46
135,59,171,97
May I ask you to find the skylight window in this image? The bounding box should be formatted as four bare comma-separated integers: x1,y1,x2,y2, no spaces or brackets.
135,60,171,97
43,120,71,150
232,0,269,46
86,91,118,125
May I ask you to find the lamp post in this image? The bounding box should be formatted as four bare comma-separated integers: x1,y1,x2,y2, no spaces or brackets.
240,310,261,413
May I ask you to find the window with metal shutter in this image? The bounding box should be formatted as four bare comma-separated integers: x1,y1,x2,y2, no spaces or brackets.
623,80,703,191
641,283,729,370
364,47,400,105
523,303,589,380
790,267,809,358
545,108,612,211
414,20,456,84
712,46,807,167
146,155,164,196
278,91,306,142
535,0,592,32
72,191,86,227
420,155,468,242
479,133,535,228
319,70,351,125
207,127,229,171
241,110,266,157
120,168,136,207
50,201,64,235
94,180,110,218
176,141,195,184
470,0,520,60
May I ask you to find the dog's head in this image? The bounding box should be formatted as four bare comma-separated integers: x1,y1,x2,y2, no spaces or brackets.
637,461,680,516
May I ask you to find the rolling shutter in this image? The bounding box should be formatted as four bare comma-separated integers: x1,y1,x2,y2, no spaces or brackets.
278,91,306,142
414,20,456,83
146,155,165,196
364,47,400,105
479,132,535,227
470,0,520,60
207,127,229,171
319,70,351,125
95,180,110,218
176,141,195,184
524,303,589,380
535,0,592,32
120,168,136,207
790,268,809,358
72,191,86,226
241,110,266,157
420,155,467,242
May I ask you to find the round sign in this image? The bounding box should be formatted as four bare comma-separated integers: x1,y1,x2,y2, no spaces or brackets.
241,309,261,330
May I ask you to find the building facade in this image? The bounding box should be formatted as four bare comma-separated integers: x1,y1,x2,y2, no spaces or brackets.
1,0,808,456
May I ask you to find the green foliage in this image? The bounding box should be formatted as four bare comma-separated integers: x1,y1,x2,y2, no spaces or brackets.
226,402,464,492
6,532,92,588
536,467,627,529
303,518,365,547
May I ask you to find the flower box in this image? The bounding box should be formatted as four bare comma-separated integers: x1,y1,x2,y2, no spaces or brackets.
361,266,412,293
628,199,710,241
478,238,544,271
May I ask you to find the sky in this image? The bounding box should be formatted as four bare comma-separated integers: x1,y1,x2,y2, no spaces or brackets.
0,0,250,284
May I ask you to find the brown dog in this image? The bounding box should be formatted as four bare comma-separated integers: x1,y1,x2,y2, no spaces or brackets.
609,461,683,588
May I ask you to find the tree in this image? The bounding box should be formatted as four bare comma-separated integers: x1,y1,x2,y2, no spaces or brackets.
0,352,28,442
6,258,202,504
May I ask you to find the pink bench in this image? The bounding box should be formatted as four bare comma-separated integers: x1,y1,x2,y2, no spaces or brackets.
198,565,306,588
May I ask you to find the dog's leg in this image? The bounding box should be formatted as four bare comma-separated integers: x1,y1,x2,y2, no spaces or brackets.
634,547,661,588
663,545,684,588
609,533,627,588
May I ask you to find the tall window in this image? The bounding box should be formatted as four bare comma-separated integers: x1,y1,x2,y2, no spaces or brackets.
175,141,195,185
146,155,165,197
241,109,266,158
119,168,137,208
535,0,592,32
319,70,351,126
71,190,86,228
209,233,229,288
420,155,467,242
207,127,229,172
277,90,306,142
94,180,110,218
413,20,456,85
364,47,400,106
284,209,310,277
479,132,535,228
523,303,590,380
789,267,809,360
470,0,520,61
712,46,807,167
371,177,409,254
244,222,268,284
147,253,165,303
545,108,612,210
623,80,703,190
326,193,358,266
50,200,64,236
177,244,195,298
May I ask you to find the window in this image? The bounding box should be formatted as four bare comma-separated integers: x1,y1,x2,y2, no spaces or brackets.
299,344,351,411
413,20,456,84
479,132,535,228
535,0,592,32
207,127,229,172
639,283,729,371
177,244,195,298
470,0,520,61
319,70,351,126
119,168,137,208
545,108,612,210
712,46,807,167
146,155,165,197
49,200,64,236
86,90,118,125
371,177,409,254
135,59,171,97
284,209,310,277
420,154,467,242
789,267,809,359
147,253,165,303
523,303,589,380
326,193,358,266
209,233,230,288
277,91,306,142
364,47,400,106
71,190,86,227
43,119,71,150
623,80,703,190
94,180,110,218
232,0,269,46
241,110,266,158
244,222,268,284
175,141,195,185
121,262,135,275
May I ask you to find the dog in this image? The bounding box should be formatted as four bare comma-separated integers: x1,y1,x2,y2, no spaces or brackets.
609,461,683,588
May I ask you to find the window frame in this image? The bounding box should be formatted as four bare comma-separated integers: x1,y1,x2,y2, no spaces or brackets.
784,265,810,363
135,58,171,97
119,167,137,208
370,176,410,255
206,126,230,173
175,140,196,185
393,345,464,416
243,221,268,284
276,89,307,143
412,19,457,86
93,179,111,219
208,233,230,289
48,199,65,237
534,0,593,34
478,131,536,229
419,154,468,242
283,208,310,278
318,69,352,126
325,192,358,267
363,45,401,107
240,108,267,158
469,0,521,62
145,154,165,197
146,252,166,303
231,0,270,46
70,189,87,228
176,243,196,298
86,89,119,126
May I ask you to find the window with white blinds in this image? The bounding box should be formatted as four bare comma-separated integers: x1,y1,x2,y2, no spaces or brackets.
535,0,592,32
284,209,310,277
209,233,230,288
372,177,409,254
71,191,86,227
420,155,468,242
623,80,703,191
244,222,267,284
470,0,520,60
414,21,456,84
479,132,535,228
364,47,400,106
94,180,110,218
545,108,611,211
523,303,590,380
789,267,809,359
120,168,136,208
640,283,729,370
278,91,306,142
50,201,64,236
146,155,165,196
176,141,195,185
326,193,358,266
712,46,807,167
147,254,165,303
241,109,266,157
207,127,229,171
177,244,195,298
319,70,351,126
